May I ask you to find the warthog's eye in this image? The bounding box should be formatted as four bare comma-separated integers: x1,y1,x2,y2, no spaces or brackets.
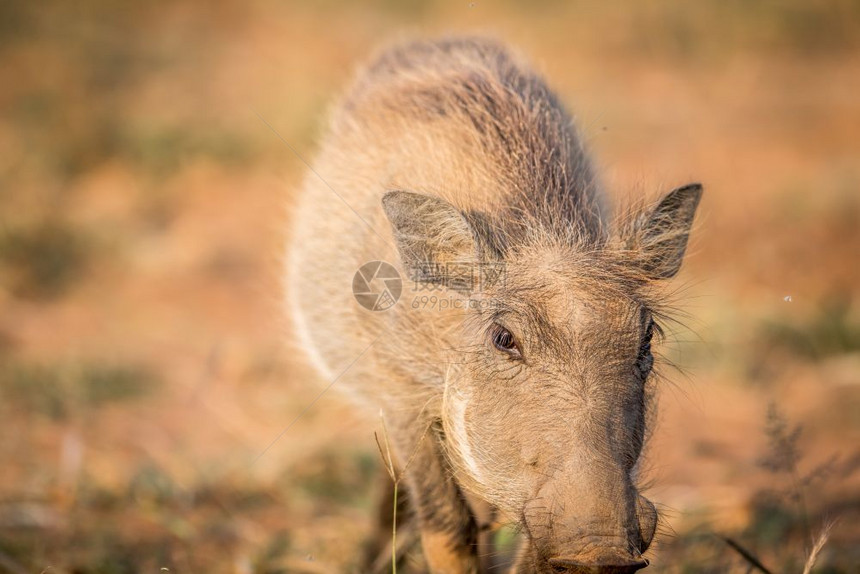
490,323,521,357
635,320,656,379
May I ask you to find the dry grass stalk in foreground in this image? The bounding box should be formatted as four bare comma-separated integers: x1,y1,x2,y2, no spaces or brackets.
374,413,432,574
802,520,837,574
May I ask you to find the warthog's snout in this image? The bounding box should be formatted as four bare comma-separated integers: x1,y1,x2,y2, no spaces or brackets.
524,477,658,573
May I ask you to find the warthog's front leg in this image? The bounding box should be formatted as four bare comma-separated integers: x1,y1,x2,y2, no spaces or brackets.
396,418,479,574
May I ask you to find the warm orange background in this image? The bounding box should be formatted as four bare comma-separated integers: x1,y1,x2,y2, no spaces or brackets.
1,1,858,572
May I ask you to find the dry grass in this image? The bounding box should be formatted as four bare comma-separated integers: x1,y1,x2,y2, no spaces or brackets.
803,520,837,574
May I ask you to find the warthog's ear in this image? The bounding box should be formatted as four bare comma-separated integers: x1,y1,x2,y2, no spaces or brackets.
382,190,479,287
635,183,703,279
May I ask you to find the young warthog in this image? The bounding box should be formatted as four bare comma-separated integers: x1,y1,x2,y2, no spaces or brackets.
287,37,702,573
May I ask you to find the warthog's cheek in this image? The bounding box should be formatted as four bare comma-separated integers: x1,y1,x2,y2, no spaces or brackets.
444,390,485,483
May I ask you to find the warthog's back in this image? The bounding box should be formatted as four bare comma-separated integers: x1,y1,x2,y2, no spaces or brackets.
287,37,606,398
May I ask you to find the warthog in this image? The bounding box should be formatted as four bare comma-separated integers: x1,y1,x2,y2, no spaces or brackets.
287,36,702,573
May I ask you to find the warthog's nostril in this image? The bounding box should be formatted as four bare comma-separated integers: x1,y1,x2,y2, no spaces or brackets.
547,556,649,574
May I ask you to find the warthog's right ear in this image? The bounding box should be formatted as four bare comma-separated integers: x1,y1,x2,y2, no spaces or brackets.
634,183,703,279
381,190,479,280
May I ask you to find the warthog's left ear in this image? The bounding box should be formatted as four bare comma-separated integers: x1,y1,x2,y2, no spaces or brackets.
635,183,703,279
382,190,481,288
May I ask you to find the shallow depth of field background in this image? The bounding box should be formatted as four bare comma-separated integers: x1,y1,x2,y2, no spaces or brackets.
1,1,859,572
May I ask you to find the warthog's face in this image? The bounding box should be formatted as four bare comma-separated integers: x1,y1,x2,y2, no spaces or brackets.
383,184,701,572
444,250,659,570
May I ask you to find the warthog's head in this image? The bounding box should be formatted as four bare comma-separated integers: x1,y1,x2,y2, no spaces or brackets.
383,184,701,572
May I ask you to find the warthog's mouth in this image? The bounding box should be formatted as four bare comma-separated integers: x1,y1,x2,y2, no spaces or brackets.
547,555,649,573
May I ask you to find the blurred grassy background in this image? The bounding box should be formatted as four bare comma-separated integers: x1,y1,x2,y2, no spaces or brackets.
1,0,859,572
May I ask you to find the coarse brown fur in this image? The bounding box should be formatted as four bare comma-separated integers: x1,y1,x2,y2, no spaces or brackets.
286,36,702,573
